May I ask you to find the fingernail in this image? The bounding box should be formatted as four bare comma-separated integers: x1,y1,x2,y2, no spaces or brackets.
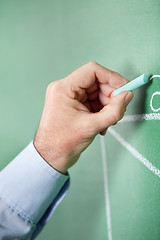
125,92,134,106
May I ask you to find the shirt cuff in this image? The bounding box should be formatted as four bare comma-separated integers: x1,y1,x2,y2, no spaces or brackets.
0,141,69,224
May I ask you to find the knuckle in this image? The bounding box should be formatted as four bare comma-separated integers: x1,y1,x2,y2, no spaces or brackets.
112,71,121,78
115,108,124,121
46,81,55,91
110,106,124,124
88,61,98,68
46,80,61,100
46,82,52,93
46,80,59,93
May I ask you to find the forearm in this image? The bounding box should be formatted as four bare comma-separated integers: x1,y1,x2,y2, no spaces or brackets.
0,142,70,239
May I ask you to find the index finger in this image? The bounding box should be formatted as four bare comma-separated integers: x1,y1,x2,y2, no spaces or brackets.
66,61,128,90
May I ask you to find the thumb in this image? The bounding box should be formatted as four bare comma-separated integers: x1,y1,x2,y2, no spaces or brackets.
90,91,133,134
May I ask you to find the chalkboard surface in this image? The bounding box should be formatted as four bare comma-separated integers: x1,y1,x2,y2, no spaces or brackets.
0,0,160,240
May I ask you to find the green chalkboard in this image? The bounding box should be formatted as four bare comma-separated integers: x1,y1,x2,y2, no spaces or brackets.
0,0,160,240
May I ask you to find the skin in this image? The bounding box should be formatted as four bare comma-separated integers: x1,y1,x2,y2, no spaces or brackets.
34,62,134,174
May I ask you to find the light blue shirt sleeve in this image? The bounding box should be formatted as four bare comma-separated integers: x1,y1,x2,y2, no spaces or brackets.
0,141,70,239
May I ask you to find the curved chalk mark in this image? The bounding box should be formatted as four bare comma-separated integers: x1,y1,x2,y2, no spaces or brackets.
150,91,160,112
150,75,160,81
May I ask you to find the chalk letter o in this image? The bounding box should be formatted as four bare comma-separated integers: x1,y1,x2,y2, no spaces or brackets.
150,91,160,112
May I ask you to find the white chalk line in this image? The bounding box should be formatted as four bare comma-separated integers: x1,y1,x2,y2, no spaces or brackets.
119,113,160,123
108,128,160,178
100,136,112,240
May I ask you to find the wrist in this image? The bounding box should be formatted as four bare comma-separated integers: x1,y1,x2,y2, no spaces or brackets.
33,138,69,175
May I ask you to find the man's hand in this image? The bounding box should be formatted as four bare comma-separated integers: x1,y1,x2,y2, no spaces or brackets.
34,62,133,174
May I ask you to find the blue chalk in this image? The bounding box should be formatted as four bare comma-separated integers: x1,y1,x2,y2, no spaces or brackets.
113,74,149,96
